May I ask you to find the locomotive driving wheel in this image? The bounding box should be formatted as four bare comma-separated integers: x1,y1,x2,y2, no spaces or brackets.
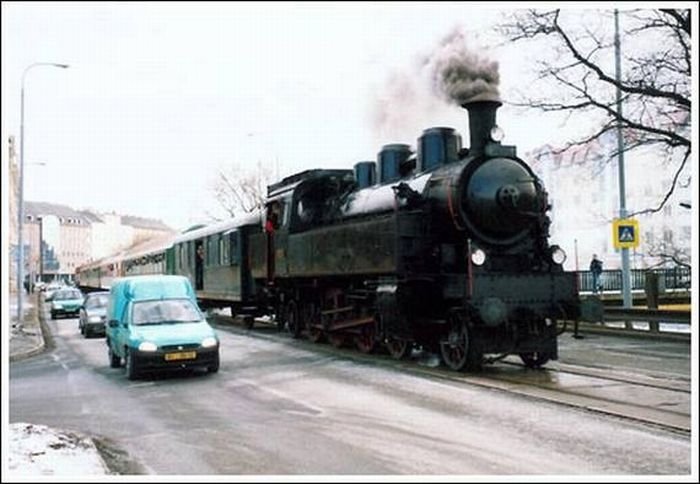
385,336,412,360
327,331,347,348
308,327,324,343
302,301,324,343
355,321,377,354
518,351,553,368
439,312,481,371
284,300,301,339
275,301,286,332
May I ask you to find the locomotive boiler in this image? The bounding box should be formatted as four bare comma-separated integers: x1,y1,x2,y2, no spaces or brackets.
247,94,584,371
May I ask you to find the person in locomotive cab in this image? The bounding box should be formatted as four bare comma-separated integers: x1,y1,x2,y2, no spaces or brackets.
590,254,603,294
265,203,281,233
196,244,205,289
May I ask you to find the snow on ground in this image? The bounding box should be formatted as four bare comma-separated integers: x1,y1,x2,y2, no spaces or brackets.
7,422,109,477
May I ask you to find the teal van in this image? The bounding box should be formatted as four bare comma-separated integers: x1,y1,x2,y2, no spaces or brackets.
106,275,220,380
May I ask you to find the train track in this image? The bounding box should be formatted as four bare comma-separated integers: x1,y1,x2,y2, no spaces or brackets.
209,313,691,435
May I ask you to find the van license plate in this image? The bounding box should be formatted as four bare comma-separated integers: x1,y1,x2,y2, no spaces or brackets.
165,351,196,361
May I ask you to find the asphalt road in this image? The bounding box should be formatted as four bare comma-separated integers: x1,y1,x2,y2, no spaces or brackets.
8,308,692,476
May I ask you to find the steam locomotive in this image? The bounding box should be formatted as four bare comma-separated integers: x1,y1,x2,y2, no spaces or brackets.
77,95,589,371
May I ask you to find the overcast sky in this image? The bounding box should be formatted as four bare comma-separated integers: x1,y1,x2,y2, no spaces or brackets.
2,2,621,230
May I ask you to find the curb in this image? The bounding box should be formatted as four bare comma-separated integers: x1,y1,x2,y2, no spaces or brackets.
562,321,691,343
9,337,46,362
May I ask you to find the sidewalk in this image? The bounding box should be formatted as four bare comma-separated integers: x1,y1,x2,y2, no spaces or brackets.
7,291,112,477
9,292,46,362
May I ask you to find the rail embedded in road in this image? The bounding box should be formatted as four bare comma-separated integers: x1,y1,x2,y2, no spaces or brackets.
208,312,691,434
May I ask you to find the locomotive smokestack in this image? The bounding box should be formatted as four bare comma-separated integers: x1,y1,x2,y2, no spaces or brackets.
462,94,502,157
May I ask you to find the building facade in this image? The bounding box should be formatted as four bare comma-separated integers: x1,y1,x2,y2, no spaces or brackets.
23,201,176,283
528,133,692,272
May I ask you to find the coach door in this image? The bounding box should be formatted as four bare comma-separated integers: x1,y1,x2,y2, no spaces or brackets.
195,239,204,290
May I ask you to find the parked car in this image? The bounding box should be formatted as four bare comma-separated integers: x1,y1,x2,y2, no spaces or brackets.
79,291,110,338
105,275,220,380
49,288,84,320
42,282,65,301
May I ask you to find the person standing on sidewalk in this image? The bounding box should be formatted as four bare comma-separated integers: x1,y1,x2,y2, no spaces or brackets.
590,254,603,294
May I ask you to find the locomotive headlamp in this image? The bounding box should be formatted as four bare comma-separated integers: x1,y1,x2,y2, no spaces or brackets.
489,125,505,142
550,245,567,265
471,248,486,266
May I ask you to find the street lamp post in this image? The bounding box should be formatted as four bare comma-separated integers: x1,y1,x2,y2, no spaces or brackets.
38,216,44,284
16,62,68,328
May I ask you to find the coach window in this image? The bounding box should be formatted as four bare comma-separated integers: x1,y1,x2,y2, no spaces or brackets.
230,231,239,265
219,234,228,266
206,237,212,267
211,235,220,266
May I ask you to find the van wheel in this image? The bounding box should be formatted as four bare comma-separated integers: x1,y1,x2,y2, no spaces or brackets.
125,349,139,380
208,355,220,374
108,344,121,368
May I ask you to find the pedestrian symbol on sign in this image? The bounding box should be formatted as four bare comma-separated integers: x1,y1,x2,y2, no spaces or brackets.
619,226,635,242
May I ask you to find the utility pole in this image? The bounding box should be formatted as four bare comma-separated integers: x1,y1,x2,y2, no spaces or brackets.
39,216,44,283
615,9,632,308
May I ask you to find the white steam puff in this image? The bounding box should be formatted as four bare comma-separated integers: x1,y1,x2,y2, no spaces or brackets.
428,27,500,105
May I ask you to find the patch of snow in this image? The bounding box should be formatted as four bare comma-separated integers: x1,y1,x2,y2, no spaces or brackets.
7,422,109,476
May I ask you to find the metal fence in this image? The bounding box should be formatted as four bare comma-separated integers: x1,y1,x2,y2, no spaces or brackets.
577,266,691,293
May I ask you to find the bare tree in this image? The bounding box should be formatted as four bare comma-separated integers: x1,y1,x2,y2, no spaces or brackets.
209,160,273,220
499,8,691,216
644,241,691,269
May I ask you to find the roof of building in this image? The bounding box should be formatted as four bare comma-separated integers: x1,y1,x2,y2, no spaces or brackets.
25,202,93,224
121,214,173,231
25,202,174,232
78,210,105,223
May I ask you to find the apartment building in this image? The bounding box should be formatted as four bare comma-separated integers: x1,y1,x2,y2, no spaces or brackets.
528,133,692,272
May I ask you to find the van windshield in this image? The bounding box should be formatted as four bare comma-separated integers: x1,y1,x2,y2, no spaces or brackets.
132,299,202,325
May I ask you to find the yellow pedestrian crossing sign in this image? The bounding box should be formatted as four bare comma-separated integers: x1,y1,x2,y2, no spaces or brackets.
613,218,640,249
